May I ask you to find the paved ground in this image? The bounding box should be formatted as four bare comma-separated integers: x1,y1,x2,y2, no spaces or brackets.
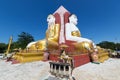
0,58,120,80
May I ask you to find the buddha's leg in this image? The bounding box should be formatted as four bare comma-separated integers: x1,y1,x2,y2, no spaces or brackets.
35,39,46,51
28,44,37,51
73,41,94,53
47,40,59,50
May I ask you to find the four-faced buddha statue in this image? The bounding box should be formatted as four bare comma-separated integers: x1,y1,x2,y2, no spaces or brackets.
27,13,97,54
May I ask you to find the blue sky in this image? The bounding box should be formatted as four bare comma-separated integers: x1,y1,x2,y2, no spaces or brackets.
0,0,120,44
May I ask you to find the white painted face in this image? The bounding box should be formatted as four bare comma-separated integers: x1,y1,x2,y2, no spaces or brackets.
69,14,78,25
47,14,55,25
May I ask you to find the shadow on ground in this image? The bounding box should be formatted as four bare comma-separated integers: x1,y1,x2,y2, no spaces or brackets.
44,76,62,80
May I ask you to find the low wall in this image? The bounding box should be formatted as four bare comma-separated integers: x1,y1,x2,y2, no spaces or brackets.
49,53,90,68
13,52,44,63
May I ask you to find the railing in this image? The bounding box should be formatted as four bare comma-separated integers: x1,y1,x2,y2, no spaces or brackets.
49,62,72,78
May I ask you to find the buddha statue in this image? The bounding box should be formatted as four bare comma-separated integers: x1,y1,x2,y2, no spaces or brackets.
45,14,60,50
65,14,97,53
26,42,37,50
27,14,60,51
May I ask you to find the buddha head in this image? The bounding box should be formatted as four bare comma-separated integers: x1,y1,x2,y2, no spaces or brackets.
47,14,55,26
69,14,78,25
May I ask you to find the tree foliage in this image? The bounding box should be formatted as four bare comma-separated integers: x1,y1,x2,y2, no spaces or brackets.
116,43,120,50
10,41,20,51
97,41,120,50
17,32,34,49
0,32,34,53
0,43,7,53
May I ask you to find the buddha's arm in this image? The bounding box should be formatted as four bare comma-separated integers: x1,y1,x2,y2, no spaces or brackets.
47,24,60,42
53,24,60,41
71,31,81,37
46,29,49,40
65,23,81,41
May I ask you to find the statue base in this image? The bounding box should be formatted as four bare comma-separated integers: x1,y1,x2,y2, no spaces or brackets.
49,53,90,67
13,52,44,63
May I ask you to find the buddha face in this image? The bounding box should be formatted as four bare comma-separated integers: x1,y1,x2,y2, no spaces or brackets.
69,14,78,25
47,14,55,25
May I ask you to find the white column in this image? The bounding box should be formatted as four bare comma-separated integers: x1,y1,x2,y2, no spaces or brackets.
54,65,57,74
58,65,61,74
51,64,54,73
63,65,66,75
59,14,65,44
68,66,72,77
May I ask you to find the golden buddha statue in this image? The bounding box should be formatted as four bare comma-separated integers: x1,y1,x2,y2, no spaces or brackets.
26,42,37,50
45,14,60,50
27,14,60,51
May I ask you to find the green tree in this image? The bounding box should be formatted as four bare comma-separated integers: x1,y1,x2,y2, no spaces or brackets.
116,43,120,50
10,41,20,52
17,32,34,49
97,41,116,50
0,43,7,53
